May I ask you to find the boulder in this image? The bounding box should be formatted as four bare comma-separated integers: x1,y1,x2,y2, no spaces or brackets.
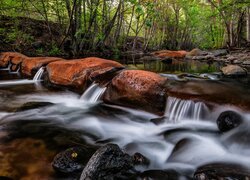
103,70,167,115
21,57,63,77
211,49,228,57
186,48,208,57
46,57,124,92
52,146,94,174
221,65,247,77
79,144,133,180
0,52,27,68
151,50,187,58
217,111,242,132
194,163,250,180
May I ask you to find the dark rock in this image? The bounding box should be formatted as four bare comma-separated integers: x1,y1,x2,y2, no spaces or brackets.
217,111,242,132
211,49,228,57
15,101,53,112
52,146,93,174
132,152,150,166
80,144,134,180
194,163,250,180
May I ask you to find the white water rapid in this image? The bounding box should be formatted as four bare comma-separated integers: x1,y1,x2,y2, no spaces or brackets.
165,96,209,122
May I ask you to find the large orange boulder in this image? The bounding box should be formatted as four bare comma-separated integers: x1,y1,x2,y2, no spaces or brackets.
21,57,63,77
0,52,27,68
151,50,187,58
103,70,167,115
46,57,124,91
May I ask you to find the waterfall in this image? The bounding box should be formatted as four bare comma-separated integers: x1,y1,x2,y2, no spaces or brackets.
33,67,45,81
80,83,107,103
165,96,209,122
1,62,11,71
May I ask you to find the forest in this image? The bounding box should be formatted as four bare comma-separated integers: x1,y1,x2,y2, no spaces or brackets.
0,0,250,57
1,1,250,180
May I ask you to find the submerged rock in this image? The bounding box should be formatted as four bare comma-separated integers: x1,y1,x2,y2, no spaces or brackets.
140,169,188,180
217,111,242,132
46,57,123,92
15,101,53,112
21,57,63,77
80,144,133,180
52,146,93,174
194,163,250,180
103,70,167,115
221,65,247,77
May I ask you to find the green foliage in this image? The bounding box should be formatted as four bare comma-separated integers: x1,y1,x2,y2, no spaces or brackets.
48,43,62,56
0,0,249,54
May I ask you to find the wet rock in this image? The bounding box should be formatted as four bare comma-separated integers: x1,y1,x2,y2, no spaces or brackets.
217,111,242,132
133,152,150,166
15,101,53,112
21,57,63,77
103,70,167,115
221,65,247,77
52,146,93,174
46,57,123,92
194,163,250,180
151,50,187,58
0,52,27,68
80,144,133,180
211,49,228,57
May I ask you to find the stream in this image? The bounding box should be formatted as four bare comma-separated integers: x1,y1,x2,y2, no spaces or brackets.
0,60,250,179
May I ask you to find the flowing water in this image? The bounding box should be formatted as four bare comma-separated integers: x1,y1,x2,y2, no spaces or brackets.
80,83,107,103
0,65,250,179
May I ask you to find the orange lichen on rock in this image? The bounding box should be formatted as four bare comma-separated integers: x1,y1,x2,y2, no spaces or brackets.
151,50,187,58
0,52,27,67
21,57,63,77
103,70,167,115
46,57,124,91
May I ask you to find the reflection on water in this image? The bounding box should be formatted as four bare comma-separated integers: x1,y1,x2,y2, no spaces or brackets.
127,59,223,74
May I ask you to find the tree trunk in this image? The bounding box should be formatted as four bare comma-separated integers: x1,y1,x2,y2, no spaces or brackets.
247,7,250,42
